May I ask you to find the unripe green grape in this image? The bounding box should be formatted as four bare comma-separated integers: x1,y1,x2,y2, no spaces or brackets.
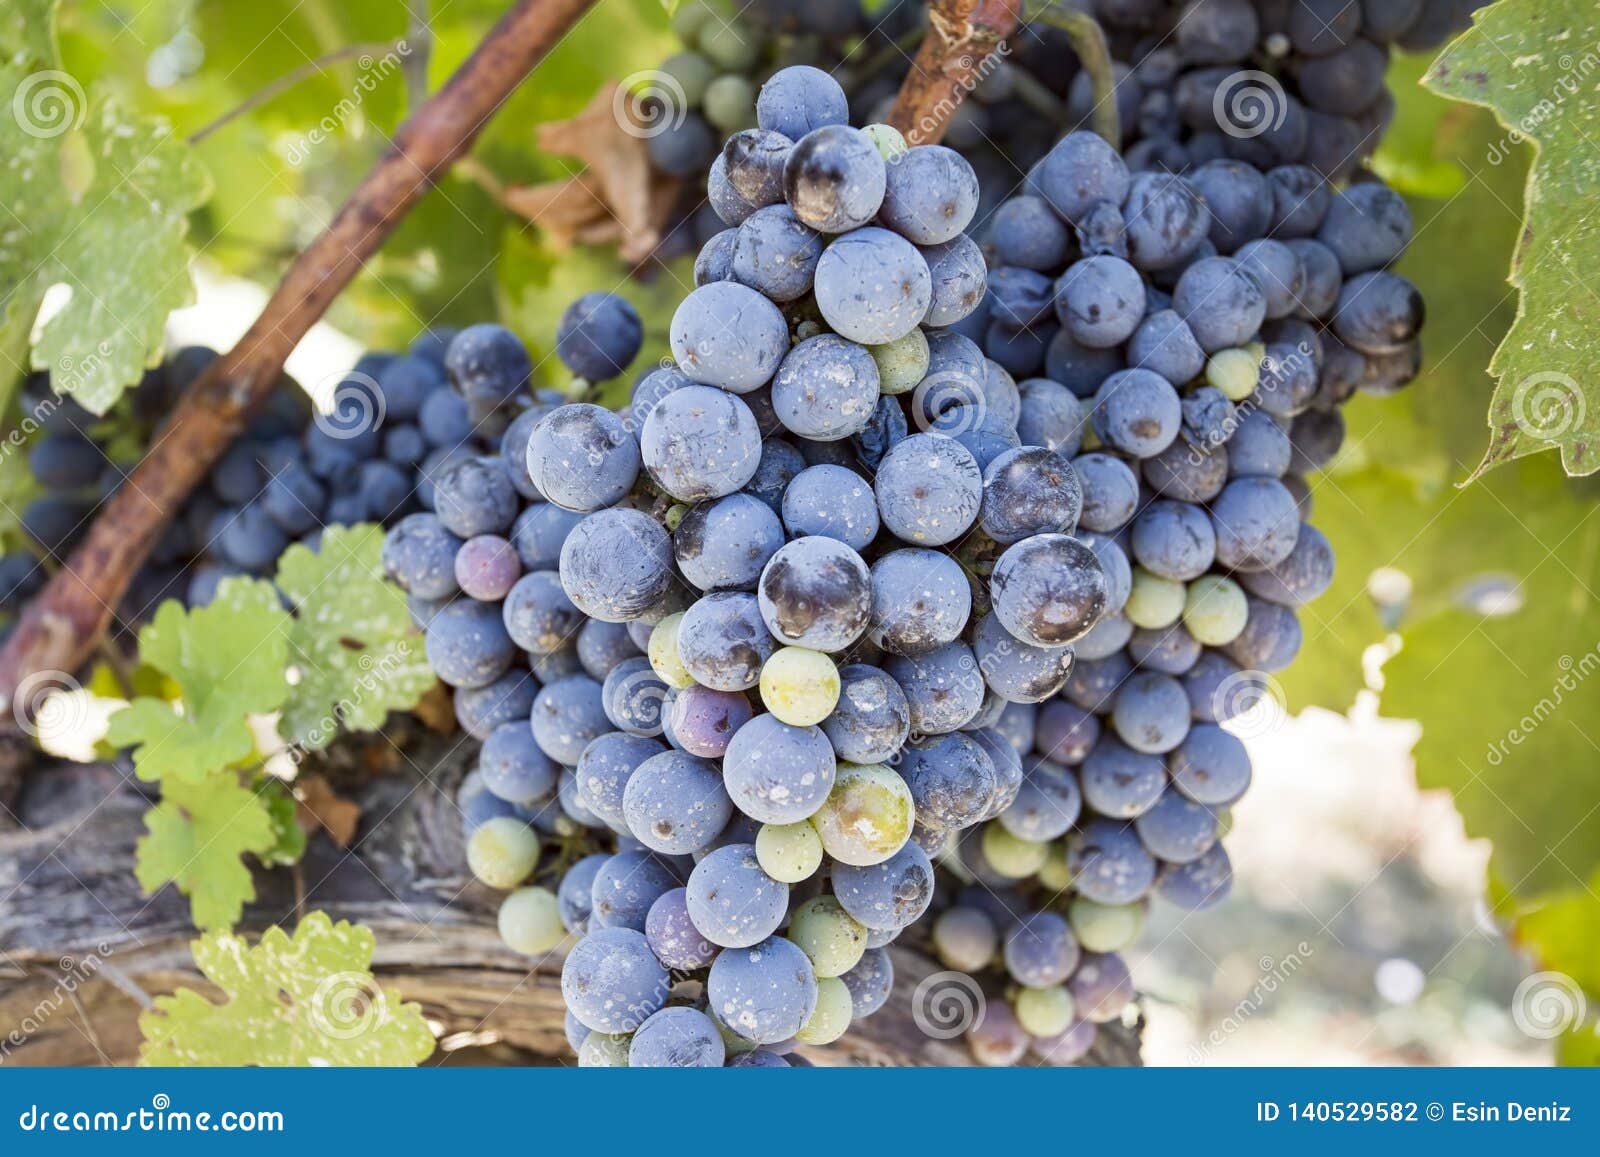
1068,896,1145,953
497,886,564,955
862,123,907,162
1125,567,1185,629
1183,575,1249,645
670,0,715,41
811,763,914,866
795,976,853,1044
933,906,998,972
649,613,696,688
1206,347,1260,400
868,328,930,395
578,1032,631,1067
788,895,869,978
658,51,714,108
982,822,1048,878
467,817,540,889
704,73,756,132
698,21,760,71
756,820,824,882
1037,841,1073,890
760,646,839,725
1013,985,1075,1037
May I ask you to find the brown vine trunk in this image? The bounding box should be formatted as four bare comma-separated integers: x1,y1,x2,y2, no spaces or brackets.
887,0,1024,145
0,745,1141,1067
0,0,599,728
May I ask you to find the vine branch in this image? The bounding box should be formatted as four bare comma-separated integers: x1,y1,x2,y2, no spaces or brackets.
0,0,599,726
886,0,1024,146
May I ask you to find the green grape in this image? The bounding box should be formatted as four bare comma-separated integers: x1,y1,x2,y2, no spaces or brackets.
1068,896,1145,953
862,123,908,162
788,895,869,978
1125,567,1185,629
578,1032,631,1067
811,763,915,866
756,820,824,882
650,612,696,688
467,817,540,889
704,73,757,132
1037,841,1073,890
981,822,1048,878
658,51,715,108
497,886,565,955
796,976,853,1045
698,20,761,71
1013,985,1075,1037
933,907,997,972
1206,347,1260,401
868,328,930,395
760,646,839,725
670,0,715,41
1183,575,1249,645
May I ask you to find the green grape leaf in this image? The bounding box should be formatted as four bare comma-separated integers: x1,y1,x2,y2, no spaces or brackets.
259,777,309,867
106,577,291,782
139,911,435,1066
1424,2,1600,478
1517,872,1600,996
135,774,279,930
1380,459,1600,901
2,0,58,69
0,61,210,413
274,524,434,751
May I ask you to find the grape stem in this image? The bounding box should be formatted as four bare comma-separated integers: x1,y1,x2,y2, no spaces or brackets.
0,0,599,728
886,0,1024,146
1025,2,1120,145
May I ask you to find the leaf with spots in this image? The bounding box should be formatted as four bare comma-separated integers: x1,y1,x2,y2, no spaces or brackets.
139,911,435,1066
1424,1,1600,478
273,523,435,752
106,577,290,783
135,773,279,931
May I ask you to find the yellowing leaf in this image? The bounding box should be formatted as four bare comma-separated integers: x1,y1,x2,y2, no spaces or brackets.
107,577,290,782
274,524,435,751
1425,2,1600,478
135,774,278,930
139,911,435,1066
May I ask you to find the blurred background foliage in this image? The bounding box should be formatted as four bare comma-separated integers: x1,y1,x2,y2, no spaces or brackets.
18,0,1600,1060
